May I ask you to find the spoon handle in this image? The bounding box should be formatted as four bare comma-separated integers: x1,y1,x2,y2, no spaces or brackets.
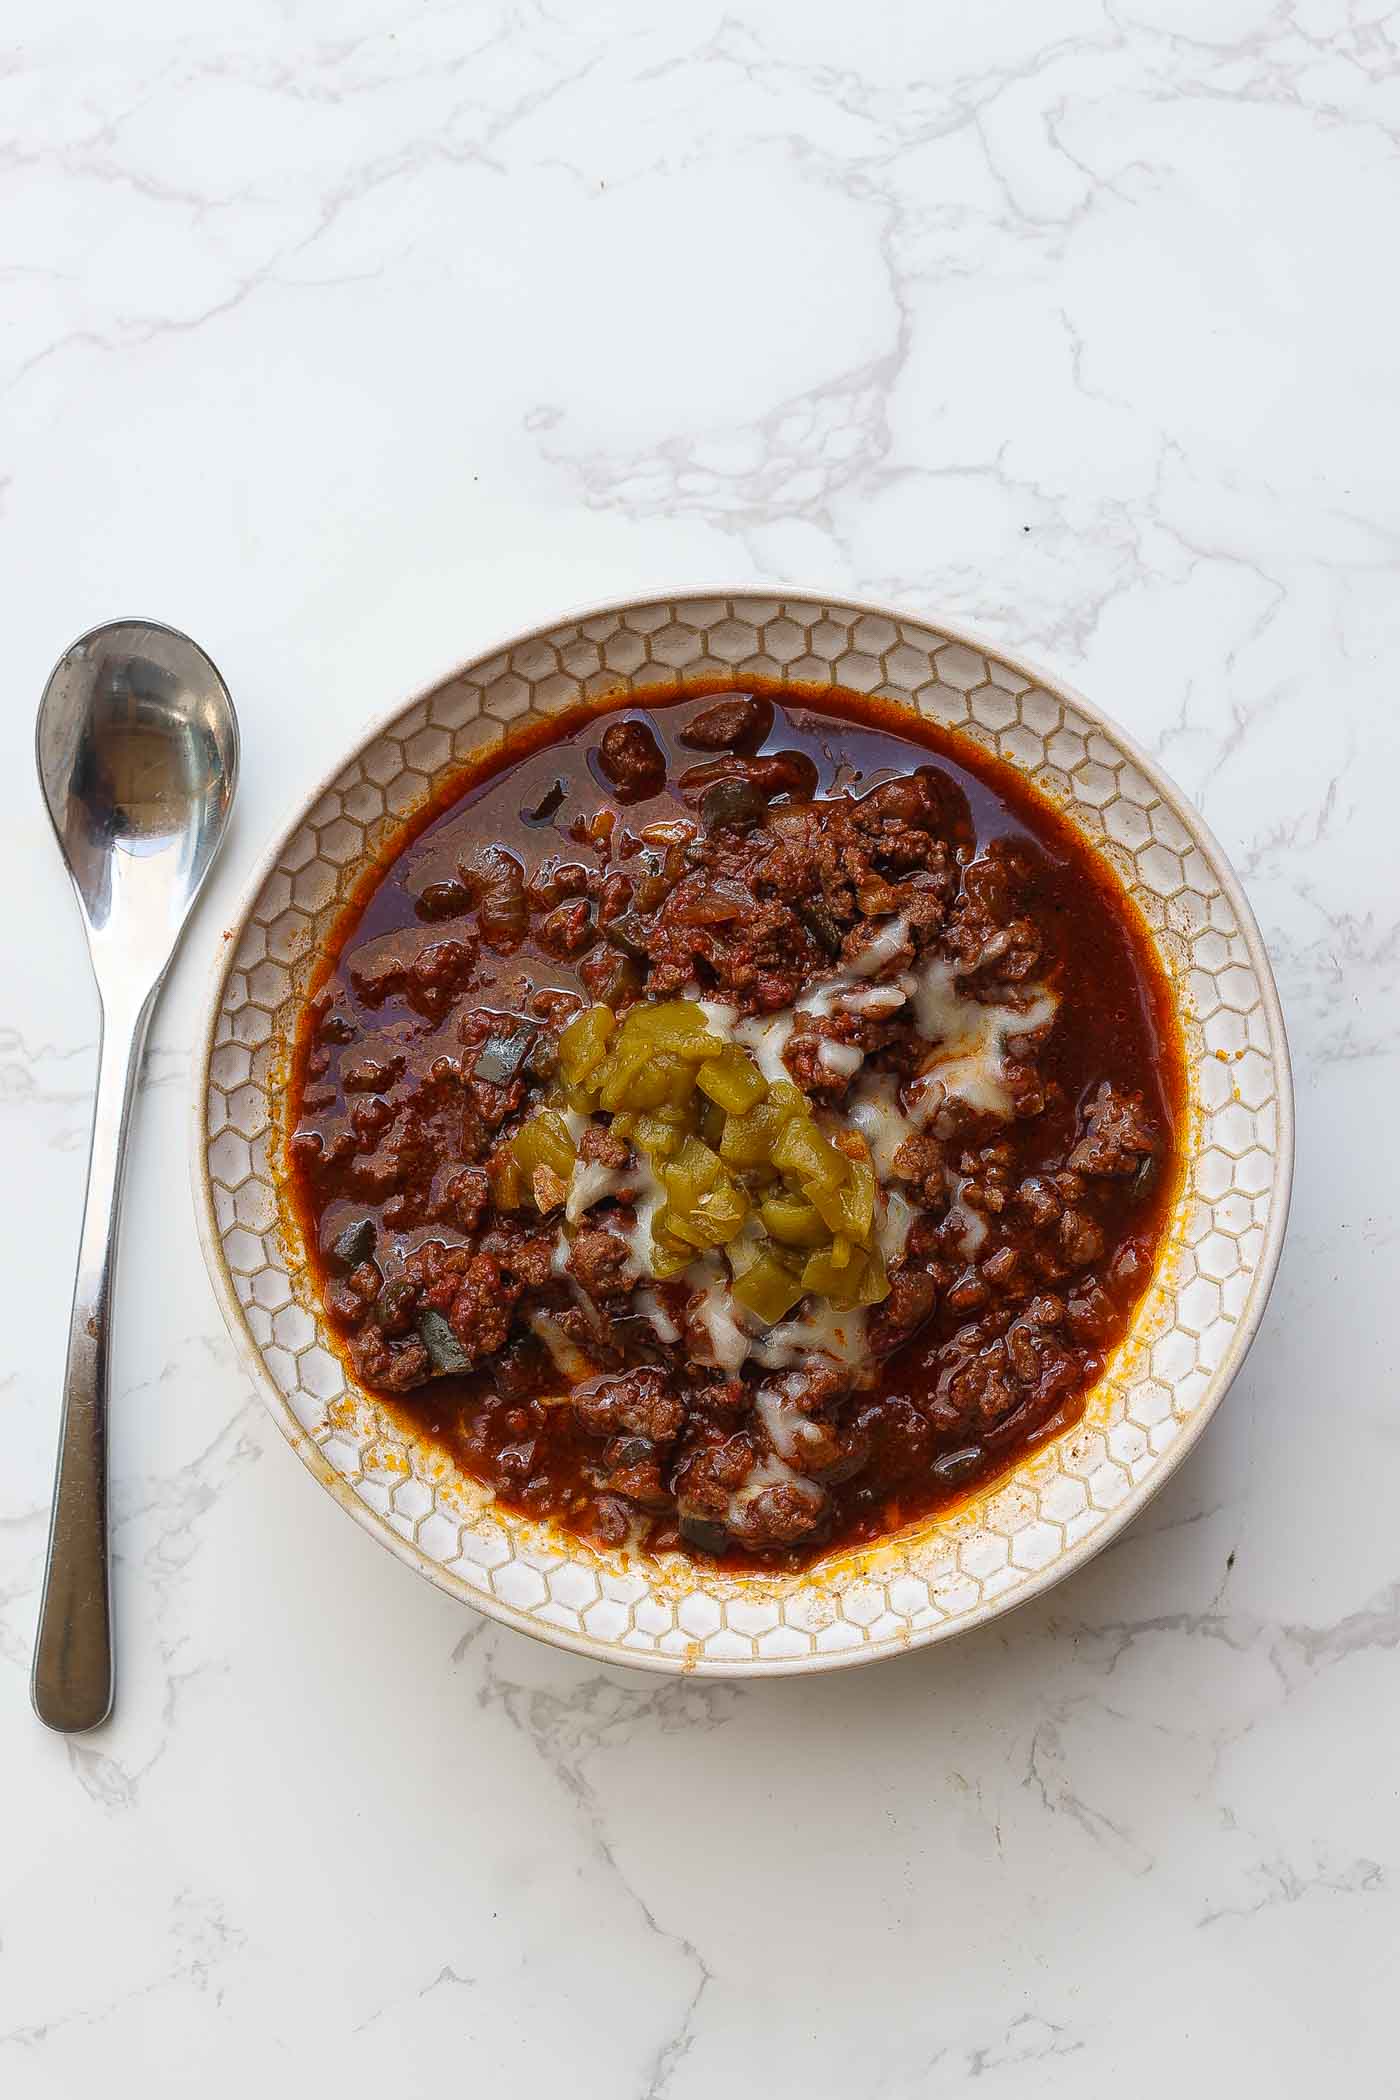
31,982,156,1732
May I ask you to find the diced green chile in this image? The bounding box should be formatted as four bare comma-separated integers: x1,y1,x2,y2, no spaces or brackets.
416,1308,474,1374
328,1218,376,1269
473,1023,536,1085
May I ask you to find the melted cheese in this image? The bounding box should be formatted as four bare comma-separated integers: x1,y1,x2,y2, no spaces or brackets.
875,1185,915,1264
909,959,1058,1120
841,982,909,1017
634,1287,681,1345
564,1157,627,1224
946,1188,988,1255
817,1038,864,1078
619,1154,666,1281
688,1255,752,1371
733,1008,796,1085
755,1378,828,1463
848,912,911,977
848,1073,915,1178
751,1302,870,1373
696,997,739,1039
527,1311,594,1383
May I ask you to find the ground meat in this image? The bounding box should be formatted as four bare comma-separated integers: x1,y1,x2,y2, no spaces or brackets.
1065,1281,1116,1343
439,1254,516,1363
443,1165,491,1231
347,936,479,1020
1016,1173,1061,1227
643,887,812,1009
867,1265,939,1353
567,1224,635,1301
343,1105,435,1200
597,719,666,801
571,1368,685,1443
352,1331,432,1392
348,1095,395,1146
727,1478,829,1549
596,1436,672,1508
675,1433,756,1519
1068,1081,1159,1176
342,1053,405,1093
538,899,595,956
1058,1206,1106,1269
946,843,1042,983
580,1121,630,1169
479,1225,556,1290
892,1132,947,1207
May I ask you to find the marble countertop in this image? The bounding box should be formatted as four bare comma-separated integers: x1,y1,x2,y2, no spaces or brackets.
2,4,1392,2092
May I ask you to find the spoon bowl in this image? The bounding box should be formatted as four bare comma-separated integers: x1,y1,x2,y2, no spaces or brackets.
33,620,238,1732
37,620,237,963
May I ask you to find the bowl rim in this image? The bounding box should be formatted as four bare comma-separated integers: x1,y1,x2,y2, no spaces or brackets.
191,585,1295,1674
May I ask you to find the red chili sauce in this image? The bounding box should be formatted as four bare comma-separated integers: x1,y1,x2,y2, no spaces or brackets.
286,681,1183,1570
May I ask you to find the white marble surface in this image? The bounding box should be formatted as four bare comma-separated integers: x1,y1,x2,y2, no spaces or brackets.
1,2,1392,2091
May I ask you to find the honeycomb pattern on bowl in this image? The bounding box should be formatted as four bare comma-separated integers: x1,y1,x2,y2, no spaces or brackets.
197,594,1290,1674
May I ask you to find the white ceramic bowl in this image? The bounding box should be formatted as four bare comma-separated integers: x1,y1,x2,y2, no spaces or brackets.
194,591,1292,1675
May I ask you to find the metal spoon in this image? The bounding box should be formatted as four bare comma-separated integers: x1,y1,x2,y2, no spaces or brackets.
32,620,239,1732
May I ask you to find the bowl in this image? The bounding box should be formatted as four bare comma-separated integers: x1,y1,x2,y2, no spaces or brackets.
193,591,1292,1674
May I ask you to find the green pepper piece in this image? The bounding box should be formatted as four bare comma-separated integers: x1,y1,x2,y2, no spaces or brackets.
666,1135,724,1200
417,1308,473,1374
649,1235,697,1280
731,1252,807,1325
856,1244,891,1306
698,1095,727,1149
618,999,724,1060
759,1194,830,1248
557,1003,615,1089
800,1245,858,1306
329,1217,376,1270
651,1206,709,1262
719,1100,779,1168
696,1044,767,1115
509,1107,577,1183
841,1158,877,1242
771,1116,847,1192
489,1150,527,1210
629,1111,688,1160
692,1179,750,1246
